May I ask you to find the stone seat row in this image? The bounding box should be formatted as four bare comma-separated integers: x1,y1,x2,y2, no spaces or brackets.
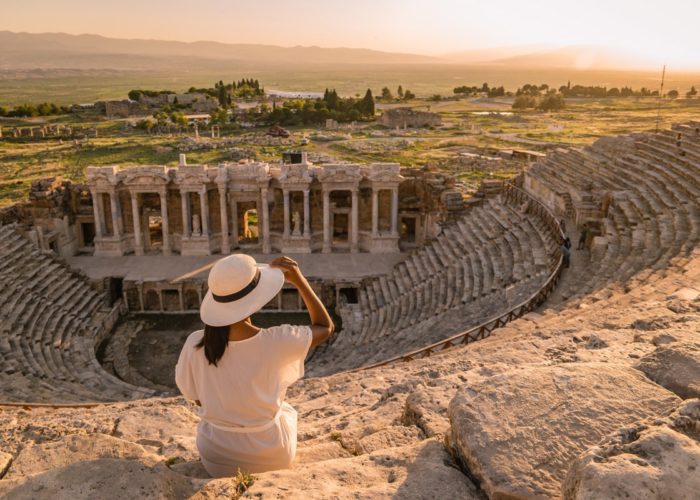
351,197,553,338
527,125,700,303
0,224,153,403
311,194,560,373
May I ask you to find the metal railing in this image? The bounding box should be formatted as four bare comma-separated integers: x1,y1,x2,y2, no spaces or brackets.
336,182,565,374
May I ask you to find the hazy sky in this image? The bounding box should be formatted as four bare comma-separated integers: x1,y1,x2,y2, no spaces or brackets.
3,0,699,67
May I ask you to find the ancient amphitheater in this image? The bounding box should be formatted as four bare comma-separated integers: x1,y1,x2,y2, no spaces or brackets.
0,122,699,499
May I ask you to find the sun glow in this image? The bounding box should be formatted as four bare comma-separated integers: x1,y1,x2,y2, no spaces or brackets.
2,0,699,69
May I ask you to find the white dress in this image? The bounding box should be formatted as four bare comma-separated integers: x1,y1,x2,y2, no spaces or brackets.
175,324,312,477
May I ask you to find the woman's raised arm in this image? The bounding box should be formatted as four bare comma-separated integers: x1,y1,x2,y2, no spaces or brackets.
270,256,334,348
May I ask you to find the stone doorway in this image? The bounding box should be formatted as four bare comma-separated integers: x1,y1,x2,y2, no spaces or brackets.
400,216,417,243
81,222,95,247
144,290,160,311
239,206,259,244
332,212,350,244
141,192,165,254
147,215,163,252
184,289,200,310
162,290,180,312
108,277,123,306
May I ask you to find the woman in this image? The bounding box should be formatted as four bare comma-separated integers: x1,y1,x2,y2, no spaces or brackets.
175,254,334,477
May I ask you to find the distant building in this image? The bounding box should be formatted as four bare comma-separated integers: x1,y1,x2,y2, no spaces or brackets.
380,108,442,128
191,99,219,113
137,94,170,106
166,93,208,106
103,100,149,119
184,114,211,126
267,90,324,99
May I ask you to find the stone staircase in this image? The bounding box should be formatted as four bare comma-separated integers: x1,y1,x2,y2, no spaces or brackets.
0,224,155,403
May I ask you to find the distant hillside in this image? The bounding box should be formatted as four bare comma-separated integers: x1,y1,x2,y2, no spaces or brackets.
442,45,550,64
483,45,655,70
0,31,439,70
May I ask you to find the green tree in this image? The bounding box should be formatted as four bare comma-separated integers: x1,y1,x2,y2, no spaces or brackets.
210,107,229,125
488,86,505,98
323,88,340,110
153,111,169,127
667,89,679,99
397,85,404,99
403,89,415,100
512,95,537,109
537,94,565,111
136,118,155,132
10,104,38,117
686,86,697,98
359,89,375,116
381,87,393,101
170,112,188,128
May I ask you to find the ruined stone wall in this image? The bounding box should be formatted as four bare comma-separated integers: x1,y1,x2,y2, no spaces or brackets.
380,108,442,128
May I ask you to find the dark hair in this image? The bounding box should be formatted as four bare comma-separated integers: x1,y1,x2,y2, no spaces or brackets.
196,324,229,366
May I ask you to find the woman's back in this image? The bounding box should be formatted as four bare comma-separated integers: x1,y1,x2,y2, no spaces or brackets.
176,324,312,429
176,254,333,476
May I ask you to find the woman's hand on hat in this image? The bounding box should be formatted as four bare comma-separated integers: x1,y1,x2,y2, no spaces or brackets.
269,256,304,285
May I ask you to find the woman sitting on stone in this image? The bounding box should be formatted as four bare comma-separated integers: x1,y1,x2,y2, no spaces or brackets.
175,254,334,477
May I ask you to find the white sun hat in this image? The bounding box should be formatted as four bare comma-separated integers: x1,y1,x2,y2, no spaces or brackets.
200,254,284,327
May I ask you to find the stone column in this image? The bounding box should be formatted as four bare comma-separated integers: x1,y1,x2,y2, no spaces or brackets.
160,189,171,256
180,191,190,238
283,189,290,238
391,187,399,236
219,187,229,254
230,199,239,247
322,189,331,253
91,191,104,238
260,187,271,253
199,189,210,236
130,192,143,255
137,282,144,311
371,189,379,236
351,188,359,253
109,191,122,237
303,189,310,237
97,191,108,236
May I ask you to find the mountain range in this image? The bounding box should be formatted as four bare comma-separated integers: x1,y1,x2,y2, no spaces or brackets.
0,31,661,71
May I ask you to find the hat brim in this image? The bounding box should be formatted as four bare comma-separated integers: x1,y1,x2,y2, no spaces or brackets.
200,264,285,327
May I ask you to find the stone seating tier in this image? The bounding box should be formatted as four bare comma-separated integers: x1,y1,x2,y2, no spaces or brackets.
309,193,559,375
524,123,699,304
0,224,155,403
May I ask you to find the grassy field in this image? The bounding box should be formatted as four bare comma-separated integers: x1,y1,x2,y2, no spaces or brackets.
2,65,700,106
1,95,699,207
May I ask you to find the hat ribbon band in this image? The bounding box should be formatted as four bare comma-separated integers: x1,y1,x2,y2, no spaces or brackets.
212,269,261,303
